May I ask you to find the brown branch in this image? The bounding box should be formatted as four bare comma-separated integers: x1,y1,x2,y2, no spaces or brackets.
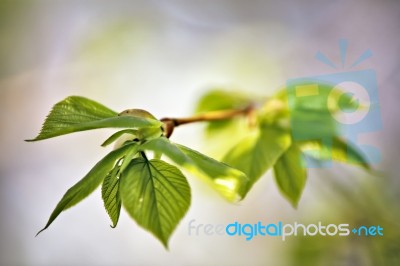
160,105,254,138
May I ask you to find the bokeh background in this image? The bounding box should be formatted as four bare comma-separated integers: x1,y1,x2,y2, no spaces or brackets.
1,0,399,265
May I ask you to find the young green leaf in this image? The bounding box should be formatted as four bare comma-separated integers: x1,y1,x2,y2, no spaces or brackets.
102,160,122,228
36,143,135,235
141,137,249,201
297,136,370,170
119,142,140,173
120,158,191,248
101,129,138,147
273,144,307,208
27,96,161,141
104,139,139,233
223,127,291,191
140,137,193,167
119,108,157,119
176,144,249,202
119,109,163,141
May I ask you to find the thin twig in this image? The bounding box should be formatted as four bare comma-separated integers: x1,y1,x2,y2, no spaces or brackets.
160,105,254,138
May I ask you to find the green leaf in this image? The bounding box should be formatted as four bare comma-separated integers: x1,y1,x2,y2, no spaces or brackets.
196,89,252,113
27,96,161,141
101,142,139,227
195,90,253,134
223,127,291,192
290,85,363,142
260,85,359,136
101,160,122,228
140,137,193,167
259,98,290,126
136,126,163,141
119,142,140,173
120,158,191,248
119,108,157,119
36,143,134,235
141,137,249,202
297,136,370,170
279,82,360,113
273,144,307,208
176,144,249,202
101,129,138,147
263,84,358,130
290,109,338,139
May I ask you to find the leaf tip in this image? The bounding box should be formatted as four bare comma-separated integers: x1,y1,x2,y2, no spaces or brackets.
149,231,170,249
161,239,170,250
290,200,299,209
35,227,47,237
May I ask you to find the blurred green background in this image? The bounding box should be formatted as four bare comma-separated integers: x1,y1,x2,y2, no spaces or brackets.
1,0,399,265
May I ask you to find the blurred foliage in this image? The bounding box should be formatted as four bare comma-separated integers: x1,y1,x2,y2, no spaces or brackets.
196,87,370,206
287,175,400,266
273,143,307,207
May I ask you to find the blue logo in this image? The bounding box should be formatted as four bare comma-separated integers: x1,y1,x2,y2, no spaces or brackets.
286,39,382,167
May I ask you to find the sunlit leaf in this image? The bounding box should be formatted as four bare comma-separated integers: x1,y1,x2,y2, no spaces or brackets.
101,160,122,228
259,98,290,126
36,143,135,235
141,137,249,202
273,144,307,208
140,137,192,166
223,127,291,191
177,144,249,202
120,158,191,248
297,136,370,170
27,96,161,141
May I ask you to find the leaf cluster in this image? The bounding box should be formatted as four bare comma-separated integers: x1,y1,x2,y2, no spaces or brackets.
197,87,369,207
28,84,370,247
29,96,247,247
